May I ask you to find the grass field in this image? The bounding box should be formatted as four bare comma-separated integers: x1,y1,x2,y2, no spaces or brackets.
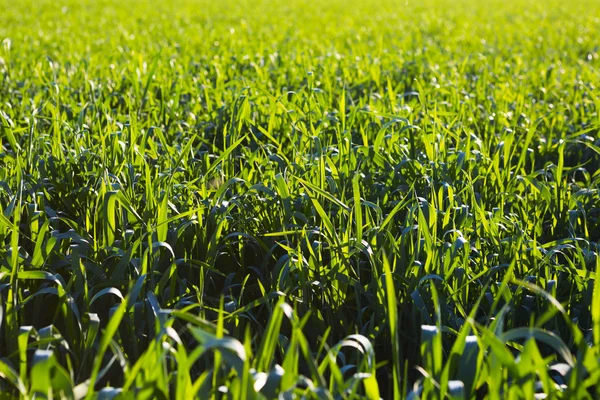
1,0,600,398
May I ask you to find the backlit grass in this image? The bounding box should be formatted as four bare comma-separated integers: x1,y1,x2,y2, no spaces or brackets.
1,0,599,398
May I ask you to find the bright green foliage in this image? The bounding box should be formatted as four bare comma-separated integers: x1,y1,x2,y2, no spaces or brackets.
1,0,600,398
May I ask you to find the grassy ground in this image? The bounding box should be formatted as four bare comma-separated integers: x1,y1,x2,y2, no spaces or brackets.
1,0,599,398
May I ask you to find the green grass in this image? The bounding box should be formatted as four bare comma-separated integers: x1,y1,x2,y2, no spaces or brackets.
0,0,599,398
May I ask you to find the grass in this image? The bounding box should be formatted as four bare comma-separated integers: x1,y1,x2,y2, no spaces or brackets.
0,0,599,398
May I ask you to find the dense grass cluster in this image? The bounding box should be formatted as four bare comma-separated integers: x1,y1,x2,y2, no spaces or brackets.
1,0,600,398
